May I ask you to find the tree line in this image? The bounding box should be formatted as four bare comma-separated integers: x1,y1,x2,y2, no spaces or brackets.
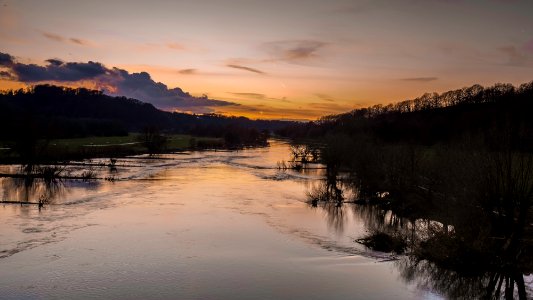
281,80,533,299
277,81,533,148
0,84,294,142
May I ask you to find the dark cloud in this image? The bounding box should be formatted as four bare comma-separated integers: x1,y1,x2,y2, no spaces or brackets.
0,71,14,80
107,69,235,111
400,77,439,82
178,68,197,75
45,58,64,66
0,52,14,66
226,64,265,74
11,60,107,82
263,40,326,63
0,52,236,113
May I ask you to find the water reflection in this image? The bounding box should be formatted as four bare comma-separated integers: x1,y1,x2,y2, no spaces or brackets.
311,201,346,234
0,163,109,207
397,257,532,300
1,176,65,205
307,171,533,299
1,141,531,299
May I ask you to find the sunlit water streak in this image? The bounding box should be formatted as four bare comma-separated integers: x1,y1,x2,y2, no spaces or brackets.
0,140,438,299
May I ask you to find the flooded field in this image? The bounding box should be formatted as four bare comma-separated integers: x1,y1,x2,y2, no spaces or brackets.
0,141,477,299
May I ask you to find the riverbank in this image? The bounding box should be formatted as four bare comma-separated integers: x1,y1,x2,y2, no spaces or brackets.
0,133,224,164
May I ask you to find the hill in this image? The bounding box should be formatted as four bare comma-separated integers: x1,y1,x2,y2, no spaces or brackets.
277,81,533,150
0,84,295,140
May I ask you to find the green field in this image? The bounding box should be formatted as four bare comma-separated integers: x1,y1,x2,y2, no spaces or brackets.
49,134,200,149
0,134,224,163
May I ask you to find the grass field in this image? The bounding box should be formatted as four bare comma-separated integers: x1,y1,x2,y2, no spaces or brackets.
48,134,203,149
0,133,224,163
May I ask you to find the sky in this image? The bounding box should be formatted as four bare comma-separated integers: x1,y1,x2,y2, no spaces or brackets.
1,0,532,120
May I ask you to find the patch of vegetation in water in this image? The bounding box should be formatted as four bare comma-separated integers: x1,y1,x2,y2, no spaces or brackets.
356,231,407,254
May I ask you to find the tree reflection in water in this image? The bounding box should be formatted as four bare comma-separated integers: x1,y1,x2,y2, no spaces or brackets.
307,175,533,299
1,173,66,206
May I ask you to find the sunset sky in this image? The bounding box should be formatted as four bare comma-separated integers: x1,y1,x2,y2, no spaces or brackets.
1,0,532,120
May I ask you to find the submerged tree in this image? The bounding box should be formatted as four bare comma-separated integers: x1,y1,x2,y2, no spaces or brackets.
139,126,168,155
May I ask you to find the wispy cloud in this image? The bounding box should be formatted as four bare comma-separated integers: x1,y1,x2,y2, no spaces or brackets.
263,40,326,63
229,92,266,99
178,68,197,75
69,38,88,45
523,39,533,53
42,31,64,42
41,31,90,46
167,42,186,51
314,93,335,102
499,46,527,66
400,77,439,82
307,102,353,111
228,92,290,103
217,102,345,121
226,64,265,74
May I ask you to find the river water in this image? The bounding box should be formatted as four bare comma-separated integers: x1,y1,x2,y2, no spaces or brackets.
0,140,441,299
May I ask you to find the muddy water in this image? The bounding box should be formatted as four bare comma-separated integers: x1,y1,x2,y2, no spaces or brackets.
0,141,439,299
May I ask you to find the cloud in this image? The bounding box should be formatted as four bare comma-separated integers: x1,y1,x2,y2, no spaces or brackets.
523,39,533,53
167,42,186,51
178,68,197,75
69,38,88,45
400,77,439,82
0,70,14,79
107,69,234,111
45,58,64,66
499,46,527,66
10,60,108,82
0,52,14,66
217,103,339,121
229,92,266,99
228,92,290,103
41,31,89,46
307,102,353,111
226,64,265,74
263,40,326,63
315,93,335,102
0,51,236,113
42,31,64,42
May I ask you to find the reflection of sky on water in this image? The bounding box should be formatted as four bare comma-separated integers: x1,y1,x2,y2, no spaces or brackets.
0,141,438,299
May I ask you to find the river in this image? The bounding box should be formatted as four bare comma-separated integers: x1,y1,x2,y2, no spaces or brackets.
0,140,446,299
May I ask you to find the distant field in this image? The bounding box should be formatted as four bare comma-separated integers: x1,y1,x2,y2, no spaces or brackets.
50,135,143,148
0,134,224,162
3,134,221,149
49,134,201,149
